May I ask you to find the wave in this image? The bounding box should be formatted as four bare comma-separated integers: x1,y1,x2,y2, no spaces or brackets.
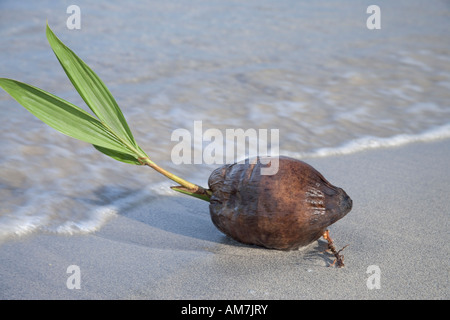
0,181,176,244
286,123,450,159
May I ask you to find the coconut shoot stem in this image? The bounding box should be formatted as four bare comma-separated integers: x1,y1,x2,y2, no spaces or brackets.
138,157,212,202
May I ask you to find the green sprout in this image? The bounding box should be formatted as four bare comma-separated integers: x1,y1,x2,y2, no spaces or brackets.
0,23,211,202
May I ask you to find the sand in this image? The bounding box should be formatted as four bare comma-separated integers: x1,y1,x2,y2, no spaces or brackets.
0,138,449,300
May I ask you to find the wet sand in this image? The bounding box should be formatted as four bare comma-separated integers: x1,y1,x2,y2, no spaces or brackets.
0,138,449,300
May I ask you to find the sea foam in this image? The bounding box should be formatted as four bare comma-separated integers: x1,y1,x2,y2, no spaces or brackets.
286,123,450,159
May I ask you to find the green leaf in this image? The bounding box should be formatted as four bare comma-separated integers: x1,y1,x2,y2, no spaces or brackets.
0,23,210,200
170,186,211,202
93,145,141,165
45,23,138,148
0,78,132,155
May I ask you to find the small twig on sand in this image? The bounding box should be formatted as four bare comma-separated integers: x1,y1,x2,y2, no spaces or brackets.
323,229,348,268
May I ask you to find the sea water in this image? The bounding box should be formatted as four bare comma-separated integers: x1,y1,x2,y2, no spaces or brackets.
1,0,449,243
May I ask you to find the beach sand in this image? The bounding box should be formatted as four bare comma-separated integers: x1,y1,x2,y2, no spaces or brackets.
0,138,449,300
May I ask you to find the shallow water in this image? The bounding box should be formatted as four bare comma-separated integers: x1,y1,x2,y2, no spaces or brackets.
1,0,450,242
